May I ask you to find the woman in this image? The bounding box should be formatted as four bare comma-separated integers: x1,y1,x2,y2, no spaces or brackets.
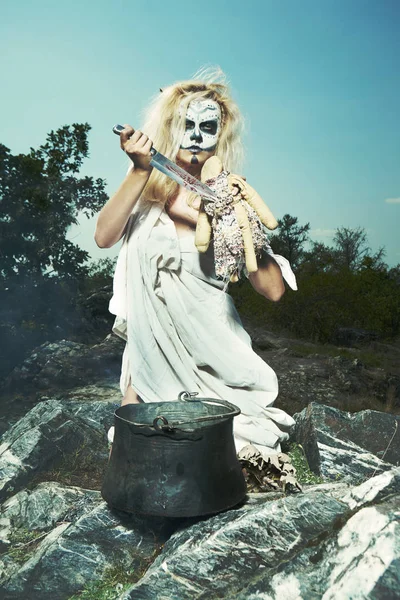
95,70,297,457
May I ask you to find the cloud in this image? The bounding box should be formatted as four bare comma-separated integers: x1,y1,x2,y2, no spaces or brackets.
385,197,400,204
310,228,336,238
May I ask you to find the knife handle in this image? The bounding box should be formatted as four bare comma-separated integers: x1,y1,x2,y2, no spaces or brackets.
112,124,156,156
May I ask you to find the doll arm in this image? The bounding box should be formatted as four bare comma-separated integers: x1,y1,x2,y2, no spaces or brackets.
228,174,278,231
195,200,212,252
233,201,258,273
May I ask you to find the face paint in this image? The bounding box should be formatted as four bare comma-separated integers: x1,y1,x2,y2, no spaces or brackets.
180,100,221,153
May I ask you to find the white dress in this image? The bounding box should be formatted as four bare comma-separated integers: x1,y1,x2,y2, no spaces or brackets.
109,198,297,456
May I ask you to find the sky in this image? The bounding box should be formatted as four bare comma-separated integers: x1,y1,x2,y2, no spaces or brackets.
1,0,399,267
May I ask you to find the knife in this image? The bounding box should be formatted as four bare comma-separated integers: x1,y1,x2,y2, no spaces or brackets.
112,124,218,202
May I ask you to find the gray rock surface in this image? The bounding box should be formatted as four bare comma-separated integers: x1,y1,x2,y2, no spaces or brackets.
0,335,124,436
296,402,400,465
0,399,114,502
1,494,170,600
293,402,398,482
2,330,398,438
0,483,101,587
3,336,124,395
0,482,100,544
234,497,400,600
120,491,348,599
342,466,400,511
0,330,399,599
119,468,400,600
266,352,399,416
0,403,399,598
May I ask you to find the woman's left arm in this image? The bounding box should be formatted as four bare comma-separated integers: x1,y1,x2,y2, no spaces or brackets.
248,253,285,302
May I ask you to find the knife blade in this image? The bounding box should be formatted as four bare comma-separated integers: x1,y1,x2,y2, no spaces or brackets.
112,124,218,203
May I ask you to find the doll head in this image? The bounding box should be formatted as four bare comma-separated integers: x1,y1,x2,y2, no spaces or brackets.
140,67,244,203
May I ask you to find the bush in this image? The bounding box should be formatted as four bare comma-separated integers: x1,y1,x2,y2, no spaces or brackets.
230,265,400,343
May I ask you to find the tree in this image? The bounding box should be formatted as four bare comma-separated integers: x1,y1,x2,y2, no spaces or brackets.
0,124,109,379
302,241,338,274
333,226,386,272
80,257,117,295
0,123,107,282
269,214,310,269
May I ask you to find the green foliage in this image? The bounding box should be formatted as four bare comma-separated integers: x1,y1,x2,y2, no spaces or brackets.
68,551,163,600
287,444,324,485
302,241,338,275
0,124,109,379
231,223,400,344
303,228,387,275
80,257,117,295
234,265,399,343
269,214,310,269
67,563,138,600
289,342,385,369
333,226,385,271
0,124,107,281
6,528,45,564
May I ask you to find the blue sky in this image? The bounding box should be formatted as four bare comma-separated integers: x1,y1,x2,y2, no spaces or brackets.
1,0,399,266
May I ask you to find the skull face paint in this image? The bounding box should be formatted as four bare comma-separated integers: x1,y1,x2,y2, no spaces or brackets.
180,100,222,154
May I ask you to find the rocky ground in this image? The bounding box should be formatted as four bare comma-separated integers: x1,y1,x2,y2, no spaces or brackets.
0,326,399,599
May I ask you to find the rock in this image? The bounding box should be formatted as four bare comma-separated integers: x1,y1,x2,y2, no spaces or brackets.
316,497,400,600
234,468,400,600
4,340,89,393
78,285,115,340
334,327,378,347
3,335,124,396
0,380,121,438
263,352,400,416
343,466,400,511
47,381,122,404
267,355,340,415
0,399,114,502
304,480,351,501
1,471,396,600
1,395,399,599
0,322,399,598
60,399,116,436
120,492,349,599
293,403,398,482
0,335,124,436
331,409,400,465
239,318,287,351
0,482,99,546
0,483,101,585
1,492,170,600
252,333,283,351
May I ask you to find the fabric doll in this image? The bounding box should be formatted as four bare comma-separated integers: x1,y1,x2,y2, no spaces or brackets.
195,156,279,283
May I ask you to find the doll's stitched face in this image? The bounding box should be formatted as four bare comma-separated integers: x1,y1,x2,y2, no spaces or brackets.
180,100,221,153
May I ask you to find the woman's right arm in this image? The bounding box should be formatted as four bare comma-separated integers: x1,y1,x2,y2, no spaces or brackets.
94,126,154,249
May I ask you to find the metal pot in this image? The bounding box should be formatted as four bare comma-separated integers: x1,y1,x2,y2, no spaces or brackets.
101,391,246,517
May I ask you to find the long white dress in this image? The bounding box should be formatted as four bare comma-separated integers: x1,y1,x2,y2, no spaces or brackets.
109,198,297,456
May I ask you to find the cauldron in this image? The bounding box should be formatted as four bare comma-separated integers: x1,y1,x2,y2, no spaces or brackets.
101,391,246,517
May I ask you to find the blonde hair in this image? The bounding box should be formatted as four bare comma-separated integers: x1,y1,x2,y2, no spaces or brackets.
136,67,244,206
